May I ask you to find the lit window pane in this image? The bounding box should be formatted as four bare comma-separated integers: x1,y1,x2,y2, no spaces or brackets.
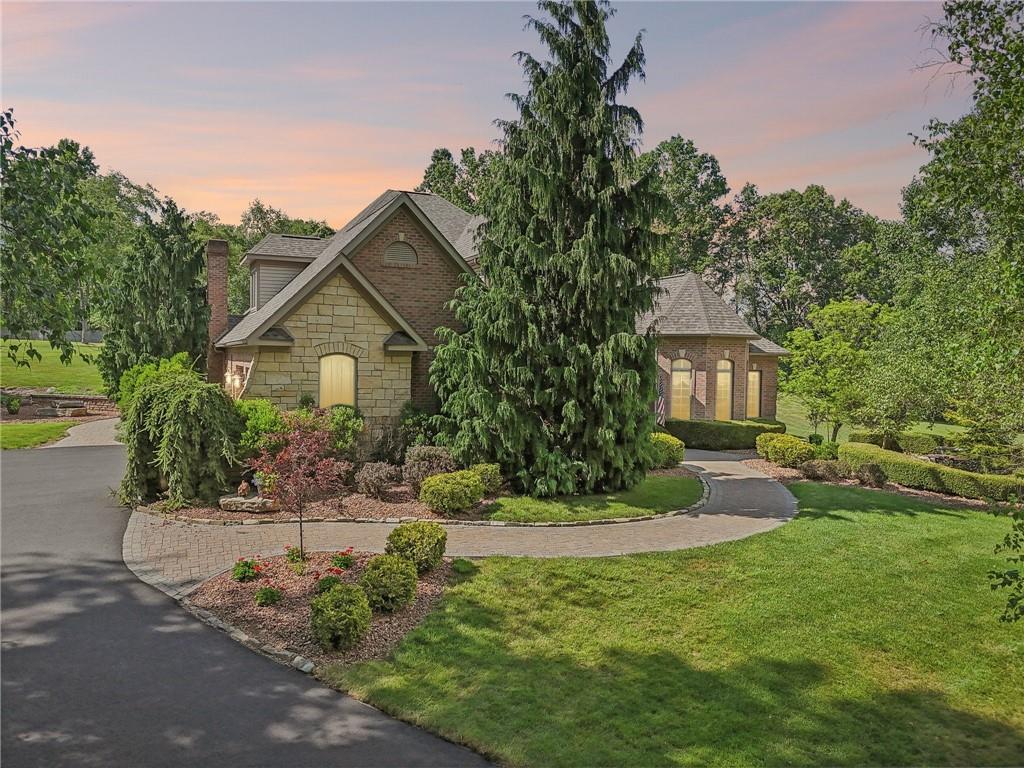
319,354,356,408
670,359,691,420
715,359,733,421
746,370,762,419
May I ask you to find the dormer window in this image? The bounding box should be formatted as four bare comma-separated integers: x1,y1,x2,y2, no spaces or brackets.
384,240,417,265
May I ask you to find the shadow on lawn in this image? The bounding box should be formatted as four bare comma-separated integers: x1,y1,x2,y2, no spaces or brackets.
342,595,1024,767
792,483,976,523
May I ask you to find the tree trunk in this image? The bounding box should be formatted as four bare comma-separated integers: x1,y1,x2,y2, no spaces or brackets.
830,423,842,443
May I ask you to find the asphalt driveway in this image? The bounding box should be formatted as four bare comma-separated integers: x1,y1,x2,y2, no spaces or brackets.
1,445,486,767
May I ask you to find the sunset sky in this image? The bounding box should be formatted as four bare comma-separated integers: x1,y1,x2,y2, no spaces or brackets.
3,1,972,227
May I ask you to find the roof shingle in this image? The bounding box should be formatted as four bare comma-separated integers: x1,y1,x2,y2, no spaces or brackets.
637,272,760,338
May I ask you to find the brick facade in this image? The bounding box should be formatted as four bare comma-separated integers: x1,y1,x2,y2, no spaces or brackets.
656,336,779,422
348,208,466,411
206,239,229,385
236,271,412,423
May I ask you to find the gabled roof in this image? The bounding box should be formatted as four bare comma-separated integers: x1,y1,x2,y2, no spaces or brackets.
638,272,760,338
244,233,328,263
749,337,788,356
217,191,477,350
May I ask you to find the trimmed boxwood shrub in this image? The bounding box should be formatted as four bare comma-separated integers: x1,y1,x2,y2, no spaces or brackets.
402,445,457,493
855,463,888,488
814,441,840,461
650,432,686,468
386,521,447,573
359,554,417,612
310,583,371,650
355,461,400,499
664,418,785,450
756,433,814,468
470,463,503,495
838,442,1023,501
848,430,944,455
420,470,485,514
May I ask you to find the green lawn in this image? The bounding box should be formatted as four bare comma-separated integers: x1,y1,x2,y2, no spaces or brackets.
776,393,966,443
0,421,74,449
485,474,704,523
327,484,1023,767
0,341,105,394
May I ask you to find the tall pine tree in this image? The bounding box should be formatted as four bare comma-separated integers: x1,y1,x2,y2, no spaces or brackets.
431,0,661,496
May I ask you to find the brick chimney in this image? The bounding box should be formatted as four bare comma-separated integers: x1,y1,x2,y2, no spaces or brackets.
206,239,229,384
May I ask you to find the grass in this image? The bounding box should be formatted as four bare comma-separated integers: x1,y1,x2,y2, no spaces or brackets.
0,421,74,449
327,484,1024,767
0,341,105,394
484,474,704,523
776,393,966,443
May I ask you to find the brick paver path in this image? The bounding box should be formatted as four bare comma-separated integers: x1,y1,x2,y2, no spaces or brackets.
123,449,798,598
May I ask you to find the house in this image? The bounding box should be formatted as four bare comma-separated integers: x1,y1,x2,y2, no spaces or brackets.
207,190,785,426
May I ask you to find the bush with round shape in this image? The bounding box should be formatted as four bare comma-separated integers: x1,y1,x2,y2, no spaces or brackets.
359,554,417,612
4,395,22,415
808,433,824,446
355,461,400,499
756,433,814,468
236,398,285,457
650,432,686,468
470,463,503,495
402,445,457,492
855,463,888,488
419,470,485,515
385,521,447,573
315,574,343,595
310,583,372,650
254,586,282,606
814,441,839,461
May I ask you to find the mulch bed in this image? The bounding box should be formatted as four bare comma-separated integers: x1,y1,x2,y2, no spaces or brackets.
188,550,453,666
743,457,990,509
160,465,700,524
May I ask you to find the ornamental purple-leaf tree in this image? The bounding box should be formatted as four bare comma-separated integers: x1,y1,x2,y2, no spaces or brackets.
250,427,350,558
431,0,661,497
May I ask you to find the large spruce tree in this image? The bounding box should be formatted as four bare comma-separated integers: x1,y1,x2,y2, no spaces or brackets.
431,0,661,496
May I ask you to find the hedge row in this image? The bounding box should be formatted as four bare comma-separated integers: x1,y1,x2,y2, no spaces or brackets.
847,430,944,455
664,418,785,450
838,442,1022,501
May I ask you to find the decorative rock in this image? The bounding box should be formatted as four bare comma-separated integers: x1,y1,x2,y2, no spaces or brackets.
219,495,280,513
56,400,86,409
56,407,88,417
35,407,59,417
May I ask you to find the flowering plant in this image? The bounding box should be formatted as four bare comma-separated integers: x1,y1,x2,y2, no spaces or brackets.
331,547,355,570
232,557,262,582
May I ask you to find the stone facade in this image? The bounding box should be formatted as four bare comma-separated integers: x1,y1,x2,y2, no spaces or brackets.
656,336,777,421
237,271,412,422
348,208,466,411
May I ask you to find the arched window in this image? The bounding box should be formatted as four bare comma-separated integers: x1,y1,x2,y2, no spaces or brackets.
746,369,762,419
715,359,734,421
383,240,418,265
319,354,356,408
670,358,692,420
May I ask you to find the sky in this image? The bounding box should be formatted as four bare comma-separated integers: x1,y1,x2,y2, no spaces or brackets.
3,1,973,227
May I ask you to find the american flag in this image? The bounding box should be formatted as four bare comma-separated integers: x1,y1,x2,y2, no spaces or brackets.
655,374,666,426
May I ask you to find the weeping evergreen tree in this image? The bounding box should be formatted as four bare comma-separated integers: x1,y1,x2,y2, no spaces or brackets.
431,0,661,497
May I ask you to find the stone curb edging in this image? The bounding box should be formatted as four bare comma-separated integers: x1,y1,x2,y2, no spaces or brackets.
136,473,711,529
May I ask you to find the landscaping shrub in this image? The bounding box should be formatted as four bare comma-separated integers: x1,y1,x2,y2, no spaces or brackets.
331,548,355,570
855,463,888,488
359,554,417,612
650,432,686,468
419,470,485,515
664,418,785,450
355,462,400,499
838,442,1024,501
284,405,365,457
310,583,371,650
315,575,342,595
756,433,815,468
232,557,263,582
814,441,840,461
236,398,285,457
402,445,456,492
848,430,944,455
298,393,316,409
284,545,304,564
254,586,282,606
799,459,848,482
3,395,21,415
385,521,447,573
808,433,824,445
470,463,503,494
400,401,439,449
118,368,242,506
116,352,193,406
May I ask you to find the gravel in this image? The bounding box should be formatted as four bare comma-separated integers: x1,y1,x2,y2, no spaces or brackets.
188,550,454,666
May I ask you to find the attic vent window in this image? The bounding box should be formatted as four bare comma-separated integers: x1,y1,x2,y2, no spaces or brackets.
384,240,418,265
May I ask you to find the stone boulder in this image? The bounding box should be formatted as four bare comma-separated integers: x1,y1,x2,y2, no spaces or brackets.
219,495,280,513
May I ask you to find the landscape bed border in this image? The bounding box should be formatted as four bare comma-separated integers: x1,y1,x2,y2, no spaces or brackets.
134,472,711,529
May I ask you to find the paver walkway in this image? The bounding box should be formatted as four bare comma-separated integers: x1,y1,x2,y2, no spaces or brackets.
43,416,120,448
124,450,798,598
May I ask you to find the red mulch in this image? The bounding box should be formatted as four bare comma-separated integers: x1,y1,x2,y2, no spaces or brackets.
188,550,453,665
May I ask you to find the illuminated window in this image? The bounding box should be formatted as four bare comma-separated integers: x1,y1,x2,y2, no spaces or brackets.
715,359,733,421
670,359,692,420
319,354,356,408
746,370,762,419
